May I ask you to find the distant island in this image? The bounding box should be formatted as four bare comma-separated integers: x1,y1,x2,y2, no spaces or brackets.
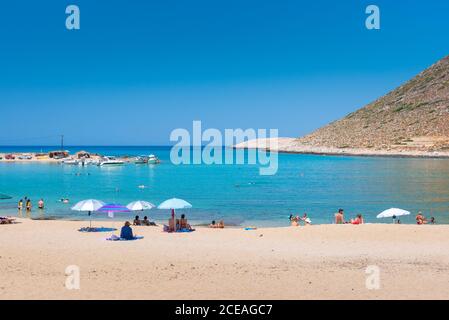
236,55,449,158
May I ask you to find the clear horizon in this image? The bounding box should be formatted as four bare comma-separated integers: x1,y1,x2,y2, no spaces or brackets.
1,0,449,146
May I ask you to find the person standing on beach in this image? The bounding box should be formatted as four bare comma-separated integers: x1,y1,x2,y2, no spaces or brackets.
18,199,23,211
26,199,32,212
38,199,44,210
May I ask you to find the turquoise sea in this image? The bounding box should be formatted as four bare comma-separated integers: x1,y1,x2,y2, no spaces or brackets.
1,146,449,226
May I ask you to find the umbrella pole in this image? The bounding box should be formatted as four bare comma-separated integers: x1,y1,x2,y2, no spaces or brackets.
89,211,92,229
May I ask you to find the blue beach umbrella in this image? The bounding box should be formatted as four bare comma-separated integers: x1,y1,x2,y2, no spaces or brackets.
97,204,132,232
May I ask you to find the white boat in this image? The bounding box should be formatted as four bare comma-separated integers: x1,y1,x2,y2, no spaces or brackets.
134,156,148,164
147,154,160,164
63,159,79,165
98,156,125,166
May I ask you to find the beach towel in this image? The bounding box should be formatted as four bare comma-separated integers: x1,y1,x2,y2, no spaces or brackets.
163,225,195,233
106,235,144,241
244,227,257,230
78,227,117,233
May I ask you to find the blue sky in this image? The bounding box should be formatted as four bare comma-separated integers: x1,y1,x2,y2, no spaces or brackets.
0,0,448,145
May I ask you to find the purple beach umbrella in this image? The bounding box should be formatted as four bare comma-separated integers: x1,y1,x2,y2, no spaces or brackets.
98,204,131,218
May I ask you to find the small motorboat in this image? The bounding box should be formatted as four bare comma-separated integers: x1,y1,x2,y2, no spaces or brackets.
147,154,160,164
134,156,148,164
62,159,79,165
98,156,125,166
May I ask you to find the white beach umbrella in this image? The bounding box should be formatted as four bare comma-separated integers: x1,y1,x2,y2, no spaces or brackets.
158,198,192,210
71,199,105,212
377,208,410,222
126,200,156,211
158,198,192,219
71,199,105,228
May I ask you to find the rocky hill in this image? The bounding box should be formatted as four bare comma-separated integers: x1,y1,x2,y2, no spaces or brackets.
297,55,449,152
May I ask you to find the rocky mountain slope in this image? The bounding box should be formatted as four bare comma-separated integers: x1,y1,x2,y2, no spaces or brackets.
297,55,449,152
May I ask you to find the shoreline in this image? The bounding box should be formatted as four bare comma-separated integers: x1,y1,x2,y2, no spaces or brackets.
1,218,449,299
233,138,449,159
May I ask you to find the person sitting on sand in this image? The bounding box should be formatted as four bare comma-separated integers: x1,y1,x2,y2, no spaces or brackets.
133,215,141,226
120,221,135,240
350,214,364,225
335,209,345,224
180,214,193,230
38,199,44,210
142,216,157,226
289,214,299,227
301,213,312,226
209,220,225,228
416,212,427,225
167,217,176,232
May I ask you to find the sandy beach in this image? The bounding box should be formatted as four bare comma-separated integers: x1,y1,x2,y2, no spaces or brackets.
1,218,449,300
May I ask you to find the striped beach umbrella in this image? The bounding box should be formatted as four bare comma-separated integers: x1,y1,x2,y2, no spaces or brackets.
127,200,156,211
98,203,131,218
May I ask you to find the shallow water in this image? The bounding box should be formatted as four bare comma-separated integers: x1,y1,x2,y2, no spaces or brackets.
1,146,449,226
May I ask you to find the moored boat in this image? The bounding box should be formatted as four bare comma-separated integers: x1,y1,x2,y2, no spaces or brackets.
98,156,125,166
147,154,160,164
